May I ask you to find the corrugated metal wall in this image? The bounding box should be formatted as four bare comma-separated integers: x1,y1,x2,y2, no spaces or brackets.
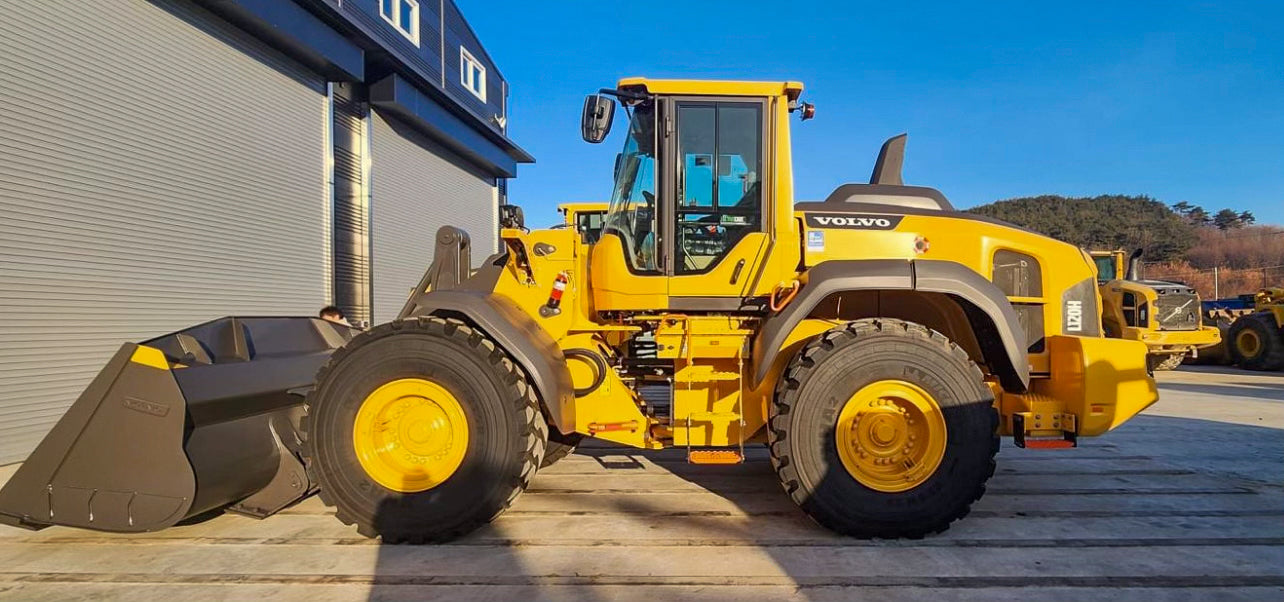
369,110,496,323
0,0,328,464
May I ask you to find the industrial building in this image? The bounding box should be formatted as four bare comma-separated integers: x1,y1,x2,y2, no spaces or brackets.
0,0,532,464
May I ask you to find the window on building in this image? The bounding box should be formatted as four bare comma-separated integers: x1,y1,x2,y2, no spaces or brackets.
460,47,487,101
379,0,419,46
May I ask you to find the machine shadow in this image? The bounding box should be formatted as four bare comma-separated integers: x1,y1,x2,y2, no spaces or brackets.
364,461,538,602
353,362,1283,599
1159,381,1284,402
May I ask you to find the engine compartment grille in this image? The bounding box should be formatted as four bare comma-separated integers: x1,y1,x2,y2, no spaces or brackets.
1153,293,1200,330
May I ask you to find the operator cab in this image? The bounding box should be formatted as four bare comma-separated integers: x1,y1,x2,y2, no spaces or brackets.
1091,252,1121,284
581,79,805,312
1090,249,1143,284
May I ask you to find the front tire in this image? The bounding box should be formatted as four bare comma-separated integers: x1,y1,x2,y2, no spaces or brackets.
304,317,546,543
768,318,998,538
541,432,584,468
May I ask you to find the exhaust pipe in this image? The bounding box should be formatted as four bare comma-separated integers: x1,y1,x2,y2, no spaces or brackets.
0,317,352,532
1125,248,1144,281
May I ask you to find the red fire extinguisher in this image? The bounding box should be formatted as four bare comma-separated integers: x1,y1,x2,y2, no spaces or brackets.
542,271,569,316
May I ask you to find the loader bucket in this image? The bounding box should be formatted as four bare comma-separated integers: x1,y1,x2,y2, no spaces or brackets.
0,317,353,532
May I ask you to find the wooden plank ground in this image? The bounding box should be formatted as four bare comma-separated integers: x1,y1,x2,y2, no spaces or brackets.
0,367,1281,601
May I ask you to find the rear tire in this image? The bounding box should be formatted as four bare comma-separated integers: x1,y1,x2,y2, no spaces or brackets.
1228,313,1284,371
768,318,998,538
303,317,546,543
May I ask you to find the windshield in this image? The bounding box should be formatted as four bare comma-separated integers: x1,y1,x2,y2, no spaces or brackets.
604,101,658,273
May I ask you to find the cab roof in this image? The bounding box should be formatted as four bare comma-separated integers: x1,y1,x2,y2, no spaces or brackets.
557,202,609,214
616,78,804,100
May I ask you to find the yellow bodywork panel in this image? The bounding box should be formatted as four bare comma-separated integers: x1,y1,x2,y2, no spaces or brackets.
1009,335,1158,437
1121,325,1221,347
559,332,659,449
1254,289,1284,325
129,345,171,371
589,233,670,310
654,317,762,446
668,232,770,299
675,359,751,446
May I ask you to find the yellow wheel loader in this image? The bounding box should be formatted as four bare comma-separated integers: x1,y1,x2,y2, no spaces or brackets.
0,78,1158,542
1091,249,1220,371
557,202,609,244
1226,288,1284,371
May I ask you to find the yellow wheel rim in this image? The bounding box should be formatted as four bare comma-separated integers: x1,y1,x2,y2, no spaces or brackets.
353,378,468,493
835,380,948,493
1237,330,1262,359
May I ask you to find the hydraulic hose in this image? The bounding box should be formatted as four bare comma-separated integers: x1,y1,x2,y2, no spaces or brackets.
564,348,608,397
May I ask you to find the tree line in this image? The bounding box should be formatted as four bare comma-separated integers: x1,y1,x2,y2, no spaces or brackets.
966,194,1273,264
1169,201,1256,231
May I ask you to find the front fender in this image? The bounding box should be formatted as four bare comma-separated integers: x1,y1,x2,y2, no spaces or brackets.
409,290,576,434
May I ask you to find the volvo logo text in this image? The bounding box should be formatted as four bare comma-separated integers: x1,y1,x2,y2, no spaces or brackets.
804,213,904,230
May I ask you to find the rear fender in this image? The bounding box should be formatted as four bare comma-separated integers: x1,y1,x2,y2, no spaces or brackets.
753,259,1030,392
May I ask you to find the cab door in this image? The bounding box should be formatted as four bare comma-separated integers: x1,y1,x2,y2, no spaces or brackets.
664,98,770,309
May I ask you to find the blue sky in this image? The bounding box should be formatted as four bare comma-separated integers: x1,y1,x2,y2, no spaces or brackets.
465,0,1283,226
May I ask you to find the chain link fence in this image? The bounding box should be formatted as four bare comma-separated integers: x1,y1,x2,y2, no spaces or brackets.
1142,263,1284,300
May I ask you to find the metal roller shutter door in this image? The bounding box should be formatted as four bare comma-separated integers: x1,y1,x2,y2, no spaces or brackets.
0,1,328,464
369,109,497,323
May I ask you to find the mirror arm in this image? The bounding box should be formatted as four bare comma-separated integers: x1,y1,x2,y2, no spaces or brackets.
598,87,651,102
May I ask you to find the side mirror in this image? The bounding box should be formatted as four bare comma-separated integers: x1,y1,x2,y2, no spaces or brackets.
581,94,615,143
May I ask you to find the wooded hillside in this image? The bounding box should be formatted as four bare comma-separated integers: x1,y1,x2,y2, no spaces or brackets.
966,195,1196,261
966,195,1282,297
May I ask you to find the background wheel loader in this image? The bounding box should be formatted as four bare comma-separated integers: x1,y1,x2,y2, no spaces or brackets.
1197,289,1284,369
557,202,609,245
1220,288,1284,370
0,78,1158,543
1090,249,1221,370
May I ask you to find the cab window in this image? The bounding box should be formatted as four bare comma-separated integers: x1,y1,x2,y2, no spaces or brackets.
1122,291,1138,327
576,211,605,244
674,101,762,274
1094,256,1116,283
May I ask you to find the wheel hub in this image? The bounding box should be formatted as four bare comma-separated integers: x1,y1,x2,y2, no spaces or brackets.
1237,330,1262,359
353,378,468,493
836,380,947,492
